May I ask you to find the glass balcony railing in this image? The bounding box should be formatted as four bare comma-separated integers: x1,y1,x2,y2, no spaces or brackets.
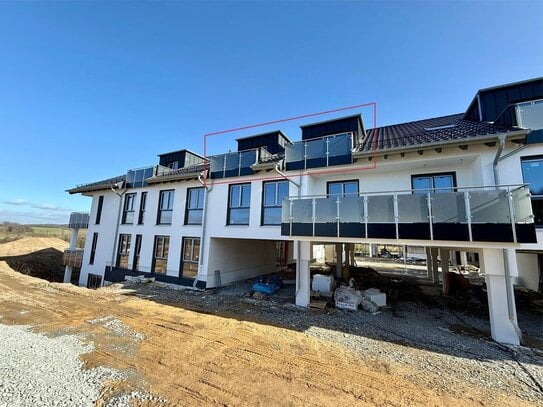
285,133,352,171
209,149,265,179
63,249,84,268
516,99,543,130
281,185,537,244
68,212,89,229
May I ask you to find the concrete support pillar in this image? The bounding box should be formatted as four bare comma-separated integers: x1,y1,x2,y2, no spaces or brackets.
425,247,432,279
295,241,311,307
460,251,468,266
430,247,439,283
369,243,376,258
480,248,521,345
63,228,79,284
440,249,450,294
335,243,343,278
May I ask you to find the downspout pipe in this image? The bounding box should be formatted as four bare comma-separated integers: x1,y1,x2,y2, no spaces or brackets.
109,182,126,284
492,133,507,189
196,171,212,289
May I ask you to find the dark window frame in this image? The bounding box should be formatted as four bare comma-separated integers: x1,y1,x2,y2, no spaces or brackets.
133,234,142,271
326,179,360,197
89,233,98,265
95,195,104,224
157,190,175,225
411,172,457,194
180,237,200,279
261,180,289,225
185,187,205,225
521,155,543,228
138,192,147,225
122,193,137,224
152,235,170,274
116,234,131,269
227,183,251,225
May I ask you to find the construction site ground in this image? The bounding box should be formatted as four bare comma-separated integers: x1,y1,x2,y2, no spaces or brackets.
0,238,542,406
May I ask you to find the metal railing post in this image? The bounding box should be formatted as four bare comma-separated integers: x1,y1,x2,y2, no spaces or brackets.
326,137,330,167
464,191,472,241
312,198,316,237
363,195,369,238
426,192,433,241
303,142,308,170
289,199,294,237
336,196,341,238
393,194,399,239
506,187,518,243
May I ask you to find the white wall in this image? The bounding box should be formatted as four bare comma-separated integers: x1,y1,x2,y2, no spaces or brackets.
516,253,540,291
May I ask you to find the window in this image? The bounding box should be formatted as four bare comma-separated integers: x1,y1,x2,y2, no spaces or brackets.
89,233,98,265
327,180,359,197
133,234,142,270
157,190,174,225
116,234,131,269
166,160,179,169
181,237,200,278
227,183,251,225
152,236,169,274
411,172,456,194
521,156,543,227
262,181,289,225
138,192,147,224
95,196,104,224
122,193,136,224
185,187,205,225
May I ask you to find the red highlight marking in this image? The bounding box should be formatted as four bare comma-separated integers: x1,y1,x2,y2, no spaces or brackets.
202,102,378,187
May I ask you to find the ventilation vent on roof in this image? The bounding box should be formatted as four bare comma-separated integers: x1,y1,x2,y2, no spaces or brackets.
424,124,457,131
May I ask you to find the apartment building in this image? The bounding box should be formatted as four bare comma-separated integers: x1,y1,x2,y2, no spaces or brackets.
66,77,543,345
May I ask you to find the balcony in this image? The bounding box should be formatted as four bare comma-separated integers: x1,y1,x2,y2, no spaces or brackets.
281,185,537,244
63,249,84,268
285,133,352,171
68,212,89,229
516,99,543,131
209,148,272,179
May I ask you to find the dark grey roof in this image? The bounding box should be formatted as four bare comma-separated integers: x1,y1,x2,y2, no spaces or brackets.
358,113,517,153
67,175,126,194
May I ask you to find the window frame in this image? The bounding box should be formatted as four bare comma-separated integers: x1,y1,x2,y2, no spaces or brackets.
157,189,175,225
261,180,289,226
411,172,457,194
521,155,543,228
89,233,98,265
122,193,137,224
227,183,251,225
180,237,200,279
95,195,104,224
326,180,360,197
132,234,142,271
184,187,205,225
138,192,147,225
152,235,170,274
116,234,131,269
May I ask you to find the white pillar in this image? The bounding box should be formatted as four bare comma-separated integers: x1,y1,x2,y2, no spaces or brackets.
480,248,520,345
295,241,311,307
425,247,432,279
440,249,450,294
460,251,468,266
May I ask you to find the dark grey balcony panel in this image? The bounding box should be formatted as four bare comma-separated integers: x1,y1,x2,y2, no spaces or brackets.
433,223,470,241
315,223,337,237
306,157,327,169
285,161,304,171
291,223,313,236
339,222,365,238
515,224,538,243
367,223,396,239
328,155,352,166
472,224,514,242
281,223,290,236
398,223,431,240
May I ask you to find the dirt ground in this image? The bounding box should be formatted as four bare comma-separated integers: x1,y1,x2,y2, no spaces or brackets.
0,238,540,406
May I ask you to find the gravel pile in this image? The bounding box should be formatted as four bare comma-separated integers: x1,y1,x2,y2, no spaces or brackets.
115,280,543,403
0,324,125,407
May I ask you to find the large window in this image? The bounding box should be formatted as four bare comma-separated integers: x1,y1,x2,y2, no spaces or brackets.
411,172,456,194
327,180,359,197
89,233,98,265
262,181,289,225
181,237,200,278
152,235,169,274
122,193,136,224
138,192,147,225
228,183,251,225
116,234,131,269
521,156,543,227
95,196,104,224
133,234,142,271
157,190,174,225
185,187,205,225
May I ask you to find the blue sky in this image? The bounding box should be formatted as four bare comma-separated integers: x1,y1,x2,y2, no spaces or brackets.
0,1,542,224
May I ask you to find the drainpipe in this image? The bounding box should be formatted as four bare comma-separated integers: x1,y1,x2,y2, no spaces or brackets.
492,134,507,189
196,171,213,288
110,182,126,282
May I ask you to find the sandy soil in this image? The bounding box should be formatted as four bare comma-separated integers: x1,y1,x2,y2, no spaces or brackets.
0,236,67,256
0,256,536,407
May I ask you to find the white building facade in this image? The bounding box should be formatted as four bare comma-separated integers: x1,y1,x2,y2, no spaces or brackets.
66,78,543,345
